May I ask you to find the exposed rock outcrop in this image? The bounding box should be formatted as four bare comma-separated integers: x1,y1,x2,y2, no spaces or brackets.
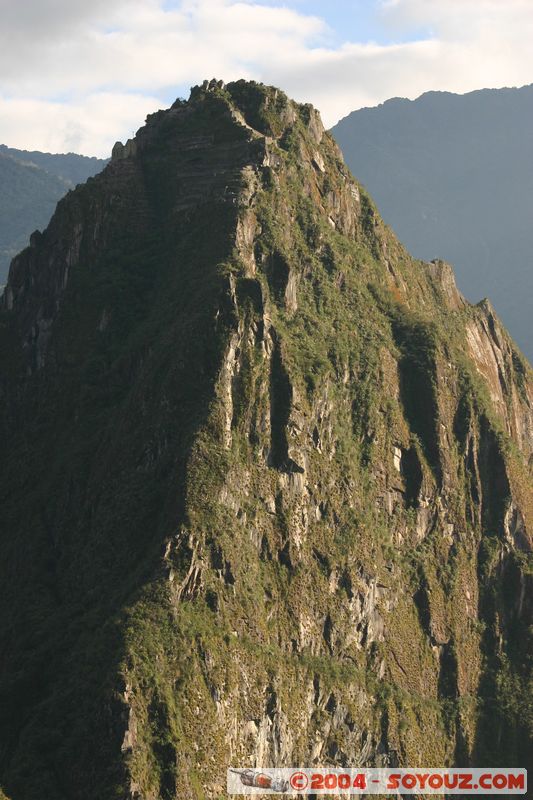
0,80,531,800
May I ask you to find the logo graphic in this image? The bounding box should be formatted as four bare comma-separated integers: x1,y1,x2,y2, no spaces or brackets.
230,769,289,793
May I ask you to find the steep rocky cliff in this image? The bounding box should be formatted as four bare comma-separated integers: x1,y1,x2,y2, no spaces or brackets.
331,84,533,362
0,147,106,282
0,80,531,800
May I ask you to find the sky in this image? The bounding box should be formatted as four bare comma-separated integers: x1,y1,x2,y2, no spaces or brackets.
0,0,532,157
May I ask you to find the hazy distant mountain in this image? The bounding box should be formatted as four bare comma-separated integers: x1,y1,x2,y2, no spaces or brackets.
0,145,107,186
331,84,533,361
0,146,107,281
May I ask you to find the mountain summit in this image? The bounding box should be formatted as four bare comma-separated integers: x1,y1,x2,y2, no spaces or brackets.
0,79,531,800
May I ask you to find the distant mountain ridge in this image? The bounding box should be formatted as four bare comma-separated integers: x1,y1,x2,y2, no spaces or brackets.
0,145,107,281
331,83,533,362
0,145,107,186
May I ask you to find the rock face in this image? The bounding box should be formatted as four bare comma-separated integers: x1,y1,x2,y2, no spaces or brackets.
0,146,107,282
0,80,531,800
330,84,533,362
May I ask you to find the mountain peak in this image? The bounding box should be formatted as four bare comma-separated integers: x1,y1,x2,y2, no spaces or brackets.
110,78,325,163
0,81,531,799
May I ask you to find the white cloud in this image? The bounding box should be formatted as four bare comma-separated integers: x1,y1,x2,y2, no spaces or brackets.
0,92,162,155
0,0,532,155
271,0,533,124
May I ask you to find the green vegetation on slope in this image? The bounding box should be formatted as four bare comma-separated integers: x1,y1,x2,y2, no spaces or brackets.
331,84,533,362
0,80,531,800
